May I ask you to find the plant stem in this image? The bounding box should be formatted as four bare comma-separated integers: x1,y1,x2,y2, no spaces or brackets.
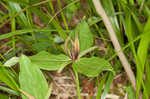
73,68,81,99
92,0,136,90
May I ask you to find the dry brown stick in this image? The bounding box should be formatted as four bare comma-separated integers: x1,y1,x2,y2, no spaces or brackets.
92,0,136,90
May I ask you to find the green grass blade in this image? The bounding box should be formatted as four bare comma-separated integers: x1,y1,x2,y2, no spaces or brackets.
101,0,123,44
136,16,150,98
9,5,16,50
32,7,67,39
57,0,69,30
0,28,57,40
0,86,20,96
145,62,150,96
0,67,19,91
101,72,114,99
8,1,30,28
0,15,9,23
96,73,108,99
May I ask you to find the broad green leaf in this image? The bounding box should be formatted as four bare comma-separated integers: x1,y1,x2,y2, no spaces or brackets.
30,51,71,70
0,67,19,91
4,57,19,67
73,57,113,77
44,83,53,99
74,21,93,52
19,55,48,99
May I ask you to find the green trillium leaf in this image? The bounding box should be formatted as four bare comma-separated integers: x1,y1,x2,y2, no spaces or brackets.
29,51,71,70
19,55,48,99
73,57,114,77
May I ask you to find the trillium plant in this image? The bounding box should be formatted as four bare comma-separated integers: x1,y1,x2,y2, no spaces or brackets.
64,32,80,62
4,21,113,99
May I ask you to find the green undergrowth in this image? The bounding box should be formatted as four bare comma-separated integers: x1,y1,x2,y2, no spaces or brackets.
0,0,150,99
